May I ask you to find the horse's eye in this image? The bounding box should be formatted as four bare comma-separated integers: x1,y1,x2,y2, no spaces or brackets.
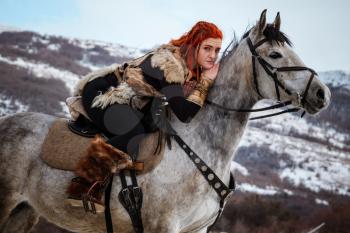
269,52,282,59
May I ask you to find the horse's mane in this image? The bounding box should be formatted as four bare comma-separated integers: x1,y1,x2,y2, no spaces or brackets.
220,24,292,66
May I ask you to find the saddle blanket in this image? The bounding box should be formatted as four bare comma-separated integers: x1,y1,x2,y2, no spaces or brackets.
40,118,165,173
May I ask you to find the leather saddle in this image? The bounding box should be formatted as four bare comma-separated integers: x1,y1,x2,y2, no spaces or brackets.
68,115,101,138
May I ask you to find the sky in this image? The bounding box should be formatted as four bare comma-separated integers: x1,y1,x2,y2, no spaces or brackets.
0,0,349,72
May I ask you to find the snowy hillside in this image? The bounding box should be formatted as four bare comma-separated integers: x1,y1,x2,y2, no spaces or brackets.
0,28,147,117
231,69,350,200
234,112,350,197
319,70,350,90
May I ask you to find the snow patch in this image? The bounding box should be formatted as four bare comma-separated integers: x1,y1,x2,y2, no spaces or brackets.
79,54,106,71
27,47,38,54
32,35,50,44
231,161,249,176
47,44,61,51
315,198,329,206
70,38,145,59
238,183,294,196
238,183,279,195
0,94,29,116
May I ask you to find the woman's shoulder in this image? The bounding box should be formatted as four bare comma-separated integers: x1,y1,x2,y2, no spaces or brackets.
148,44,189,85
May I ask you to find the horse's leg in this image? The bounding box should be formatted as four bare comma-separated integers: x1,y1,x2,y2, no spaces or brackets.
0,177,22,231
0,202,39,233
0,199,17,231
0,114,43,233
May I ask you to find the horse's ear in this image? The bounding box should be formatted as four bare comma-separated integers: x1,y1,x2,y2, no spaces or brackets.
273,12,281,31
258,9,267,34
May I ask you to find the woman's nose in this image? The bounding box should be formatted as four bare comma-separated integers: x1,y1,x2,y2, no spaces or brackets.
209,51,215,59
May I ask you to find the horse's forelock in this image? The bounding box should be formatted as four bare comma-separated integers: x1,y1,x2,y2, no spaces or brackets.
262,24,292,46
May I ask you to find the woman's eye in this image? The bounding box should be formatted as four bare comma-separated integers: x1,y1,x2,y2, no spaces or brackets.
204,47,211,51
269,51,282,59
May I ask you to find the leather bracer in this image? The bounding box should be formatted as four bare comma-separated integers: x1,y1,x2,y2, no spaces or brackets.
186,77,214,107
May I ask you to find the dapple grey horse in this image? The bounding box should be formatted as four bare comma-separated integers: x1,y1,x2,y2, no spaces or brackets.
0,10,330,233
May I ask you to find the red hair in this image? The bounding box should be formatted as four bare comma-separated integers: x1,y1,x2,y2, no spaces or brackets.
170,21,223,78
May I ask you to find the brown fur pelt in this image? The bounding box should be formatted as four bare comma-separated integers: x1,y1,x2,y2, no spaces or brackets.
75,135,133,182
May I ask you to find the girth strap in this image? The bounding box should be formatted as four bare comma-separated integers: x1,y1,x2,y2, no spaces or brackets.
104,170,143,233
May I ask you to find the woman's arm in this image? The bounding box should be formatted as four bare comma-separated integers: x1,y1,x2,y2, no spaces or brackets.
140,56,201,123
159,83,201,123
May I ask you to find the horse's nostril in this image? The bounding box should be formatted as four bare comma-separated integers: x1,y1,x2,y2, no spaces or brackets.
316,89,325,100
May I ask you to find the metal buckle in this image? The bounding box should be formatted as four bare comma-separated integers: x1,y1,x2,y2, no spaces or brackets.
291,92,302,107
120,186,142,211
121,188,134,210
132,187,142,210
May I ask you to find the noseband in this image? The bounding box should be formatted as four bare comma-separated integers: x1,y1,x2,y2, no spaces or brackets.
206,37,318,119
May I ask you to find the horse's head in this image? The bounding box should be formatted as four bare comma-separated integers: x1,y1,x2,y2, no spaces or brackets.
243,9,331,115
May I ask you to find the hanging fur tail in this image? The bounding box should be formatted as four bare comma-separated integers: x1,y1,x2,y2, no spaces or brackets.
66,135,143,213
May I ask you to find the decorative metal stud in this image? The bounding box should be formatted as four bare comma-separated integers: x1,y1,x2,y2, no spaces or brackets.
208,174,214,181
221,190,227,196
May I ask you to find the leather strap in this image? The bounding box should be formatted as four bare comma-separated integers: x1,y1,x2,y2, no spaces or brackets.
173,134,235,201
171,131,235,233
104,176,114,233
118,170,144,233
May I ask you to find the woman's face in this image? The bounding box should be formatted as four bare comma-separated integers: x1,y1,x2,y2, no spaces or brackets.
196,37,222,70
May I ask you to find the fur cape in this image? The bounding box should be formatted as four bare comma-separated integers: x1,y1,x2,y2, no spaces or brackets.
66,44,190,120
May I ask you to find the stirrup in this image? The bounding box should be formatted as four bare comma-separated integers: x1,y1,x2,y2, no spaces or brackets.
83,176,111,214
67,176,111,214
81,194,104,214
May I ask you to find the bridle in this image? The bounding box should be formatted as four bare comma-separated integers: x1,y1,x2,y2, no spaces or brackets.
206,37,318,120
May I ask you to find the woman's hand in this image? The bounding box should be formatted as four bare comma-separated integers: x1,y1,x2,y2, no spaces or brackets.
202,63,220,81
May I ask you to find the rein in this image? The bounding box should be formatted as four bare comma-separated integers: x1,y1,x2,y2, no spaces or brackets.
206,37,317,120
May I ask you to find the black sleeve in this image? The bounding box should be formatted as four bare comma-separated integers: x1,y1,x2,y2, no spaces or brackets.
139,56,200,123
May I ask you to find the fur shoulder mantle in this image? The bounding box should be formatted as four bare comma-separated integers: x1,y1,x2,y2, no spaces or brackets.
128,44,190,85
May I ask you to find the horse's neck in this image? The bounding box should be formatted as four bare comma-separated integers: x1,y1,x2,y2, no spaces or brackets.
175,49,257,179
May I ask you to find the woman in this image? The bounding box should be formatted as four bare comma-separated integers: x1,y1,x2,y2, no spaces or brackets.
66,21,223,211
